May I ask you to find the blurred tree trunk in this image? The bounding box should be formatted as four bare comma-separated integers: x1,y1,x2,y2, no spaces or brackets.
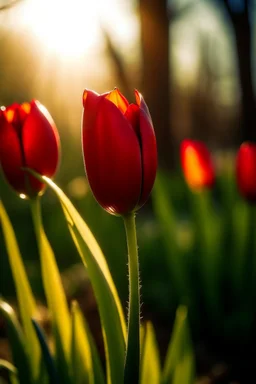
222,0,256,142
139,0,175,169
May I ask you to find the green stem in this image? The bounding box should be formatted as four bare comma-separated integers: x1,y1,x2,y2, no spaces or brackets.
30,197,42,244
123,212,140,384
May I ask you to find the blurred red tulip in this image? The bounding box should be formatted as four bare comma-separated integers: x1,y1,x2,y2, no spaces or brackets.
82,88,157,215
0,100,60,198
180,139,215,191
236,142,256,203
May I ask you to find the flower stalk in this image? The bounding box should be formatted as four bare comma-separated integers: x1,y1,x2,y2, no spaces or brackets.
123,212,140,384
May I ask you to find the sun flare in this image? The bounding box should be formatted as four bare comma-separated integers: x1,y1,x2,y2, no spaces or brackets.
20,0,102,59
16,0,138,62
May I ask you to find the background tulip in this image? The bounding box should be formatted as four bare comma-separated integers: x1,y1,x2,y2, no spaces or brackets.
180,139,215,190
0,100,60,198
82,88,157,215
236,142,256,203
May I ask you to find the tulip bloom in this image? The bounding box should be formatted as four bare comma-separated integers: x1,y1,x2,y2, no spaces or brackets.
0,100,60,197
180,139,215,190
236,142,256,203
82,88,157,215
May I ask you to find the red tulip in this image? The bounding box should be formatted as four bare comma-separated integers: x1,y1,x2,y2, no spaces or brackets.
236,142,256,203
82,88,157,215
180,139,215,190
0,100,60,198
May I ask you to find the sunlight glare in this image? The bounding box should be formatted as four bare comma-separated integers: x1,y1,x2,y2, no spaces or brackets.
21,0,101,59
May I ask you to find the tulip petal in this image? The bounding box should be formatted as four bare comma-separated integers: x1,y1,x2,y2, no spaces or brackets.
22,101,60,194
105,88,129,114
181,140,215,190
83,89,100,107
82,90,103,134
236,142,256,203
137,108,157,207
124,104,140,136
125,94,157,208
0,113,25,194
83,97,142,214
134,90,153,125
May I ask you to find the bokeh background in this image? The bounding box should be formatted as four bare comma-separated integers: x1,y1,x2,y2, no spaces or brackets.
0,0,256,382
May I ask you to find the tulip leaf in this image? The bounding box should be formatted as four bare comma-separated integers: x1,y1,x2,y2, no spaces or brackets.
140,322,161,384
162,306,195,384
32,319,59,384
152,173,188,300
27,171,126,384
0,201,40,380
63,209,125,384
0,359,19,384
232,201,256,297
29,197,71,384
172,351,195,384
190,191,221,318
10,375,20,384
0,359,17,375
71,301,95,384
0,300,32,384
77,307,105,384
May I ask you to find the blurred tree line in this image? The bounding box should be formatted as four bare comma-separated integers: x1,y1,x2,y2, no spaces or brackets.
105,0,256,168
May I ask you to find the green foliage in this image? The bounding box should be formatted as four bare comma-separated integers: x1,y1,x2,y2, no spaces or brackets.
2,160,254,384
0,201,40,380
0,180,196,384
140,322,161,384
30,197,72,384
162,306,195,384
0,300,33,384
153,169,256,341
32,320,59,384
27,172,127,384
0,359,18,384
71,301,94,384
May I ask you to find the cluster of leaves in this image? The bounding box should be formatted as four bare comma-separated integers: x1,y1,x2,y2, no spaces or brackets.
0,174,195,384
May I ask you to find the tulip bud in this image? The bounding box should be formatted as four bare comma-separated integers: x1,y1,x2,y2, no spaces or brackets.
236,142,256,203
82,88,157,215
180,139,215,191
0,100,60,198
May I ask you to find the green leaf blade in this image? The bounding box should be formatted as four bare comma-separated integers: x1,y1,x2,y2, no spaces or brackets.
140,322,161,384
27,172,126,384
152,174,188,300
162,306,195,384
30,198,72,384
32,319,59,384
0,201,40,380
0,300,33,384
71,301,94,384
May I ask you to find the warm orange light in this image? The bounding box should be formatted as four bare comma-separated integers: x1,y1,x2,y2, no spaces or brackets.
106,89,129,114
20,102,31,114
5,109,15,123
17,0,138,62
180,140,215,191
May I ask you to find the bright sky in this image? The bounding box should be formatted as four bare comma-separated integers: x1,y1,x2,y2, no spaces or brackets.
6,0,139,62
